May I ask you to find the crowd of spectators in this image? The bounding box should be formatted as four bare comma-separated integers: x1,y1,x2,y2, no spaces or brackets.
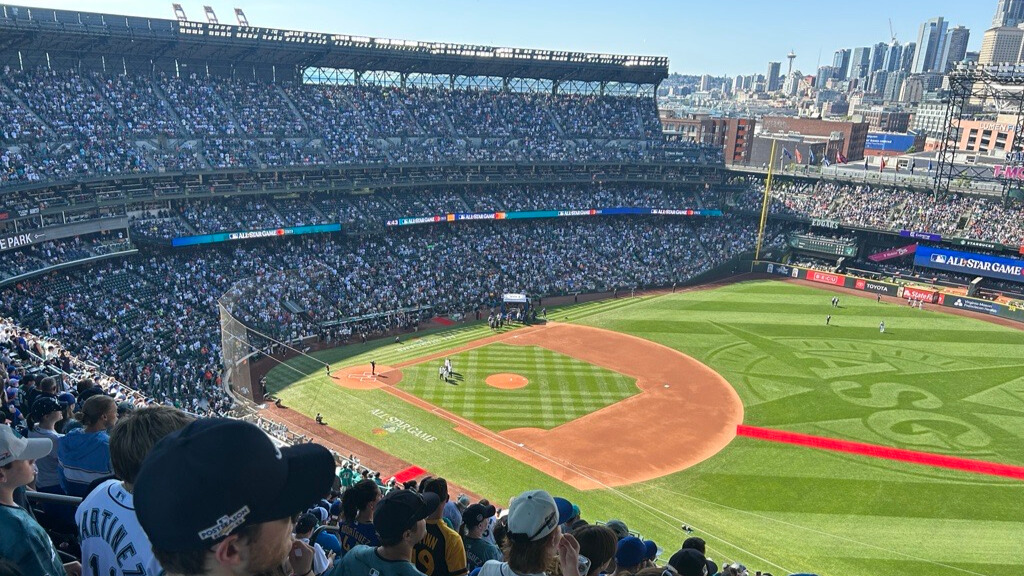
0,234,134,283
735,176,1024,246
0,67,721,189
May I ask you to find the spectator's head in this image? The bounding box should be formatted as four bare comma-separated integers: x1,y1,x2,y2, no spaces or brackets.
643,540,658,563
615,536,647,573
340,478,381,523
294,512,318,539
39,376,57,395
505,489,564,574
681,537,706,554
572,524,617,576
76,378,95,394
134,418,334,576
29,396,62,430
669,548,710,576
605,519,629,540
77,394,118,432
373,489,440,549
419,476,449,519
109,405,194,489
461,502,496,538
0,424,53,496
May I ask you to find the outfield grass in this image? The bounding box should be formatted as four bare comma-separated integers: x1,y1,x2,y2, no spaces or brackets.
266,282,1024,576
397,343,638,430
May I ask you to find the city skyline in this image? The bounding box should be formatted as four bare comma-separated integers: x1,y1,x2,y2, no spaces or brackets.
18,0,991,77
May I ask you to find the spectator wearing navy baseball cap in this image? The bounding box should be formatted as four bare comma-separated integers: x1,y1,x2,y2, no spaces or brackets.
134,418,335,576
460,502,501,571
330,488,441,576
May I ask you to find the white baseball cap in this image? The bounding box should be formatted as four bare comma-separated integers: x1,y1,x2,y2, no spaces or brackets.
0,424,53,467
507,489,559,541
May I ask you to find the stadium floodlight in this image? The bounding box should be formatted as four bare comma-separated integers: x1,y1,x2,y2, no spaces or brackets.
234,8,249,27
203,5,218,24
171,3,187,22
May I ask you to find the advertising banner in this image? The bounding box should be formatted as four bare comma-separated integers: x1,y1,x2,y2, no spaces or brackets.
865,133,917,152
900,230,941,242
868,243,917,262
385,207,723,227
807,270,845,286
853,278,898,296
914,246,1024,283
898,286,939,303
944,295,1003,316
172,223,342,247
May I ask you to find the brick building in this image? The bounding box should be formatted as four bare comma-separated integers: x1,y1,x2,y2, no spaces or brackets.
660,111,755,165
759,116,869,161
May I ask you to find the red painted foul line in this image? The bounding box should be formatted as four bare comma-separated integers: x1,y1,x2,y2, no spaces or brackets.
736,424,1024,480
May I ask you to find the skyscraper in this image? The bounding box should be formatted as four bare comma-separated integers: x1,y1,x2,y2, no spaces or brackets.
850,47,871,79
940,26,971,71
913,17,948,73
833,49,851,80
869,42,888,74
993,0,1024,27
901,42,917,74
884,42,904,72
766,61,781,92
979,26,1024,64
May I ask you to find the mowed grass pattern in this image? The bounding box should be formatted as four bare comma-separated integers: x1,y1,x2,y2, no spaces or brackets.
266,283,1024,576
397,343,638,430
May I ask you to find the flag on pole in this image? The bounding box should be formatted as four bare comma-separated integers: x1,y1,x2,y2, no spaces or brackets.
927,160,933,171
823,156,831,167
837,151,847,164
782,148,793,160
865,157,869,169
795,148,803,164
809,149,816,165
879,158,887,172
910,160,915,174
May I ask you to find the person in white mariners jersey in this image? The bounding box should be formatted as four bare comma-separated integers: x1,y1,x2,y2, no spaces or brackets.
76,406,195,576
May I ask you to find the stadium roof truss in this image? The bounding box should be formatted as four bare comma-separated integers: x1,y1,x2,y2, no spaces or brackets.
935,64,1024,200
0,4,668,90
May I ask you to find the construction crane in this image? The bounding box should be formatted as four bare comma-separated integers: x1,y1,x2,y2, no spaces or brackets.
888,18,898,44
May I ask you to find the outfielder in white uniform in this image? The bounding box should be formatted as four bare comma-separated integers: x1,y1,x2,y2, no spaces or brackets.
76,479,162,576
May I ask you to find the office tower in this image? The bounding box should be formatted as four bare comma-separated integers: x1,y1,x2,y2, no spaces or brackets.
767,61,781,91
901,42,917,73
870,42,888,74
979,25,1024,64
913,17,948,73
993,0,1024,27
940,25,970,71
833,48,851,80
884,42,904,72
850,47,871,79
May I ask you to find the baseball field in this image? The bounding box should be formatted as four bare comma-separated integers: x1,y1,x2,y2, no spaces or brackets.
264,279,1024,576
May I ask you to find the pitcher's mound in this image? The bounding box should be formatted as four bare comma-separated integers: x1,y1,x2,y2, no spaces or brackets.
486,373,529,389
332,364,402,390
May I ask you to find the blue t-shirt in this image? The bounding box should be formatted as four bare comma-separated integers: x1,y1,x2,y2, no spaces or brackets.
330,545,426,576
337,520,380,555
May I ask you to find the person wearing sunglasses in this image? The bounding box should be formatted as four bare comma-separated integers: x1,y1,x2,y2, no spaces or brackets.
477,490,583,576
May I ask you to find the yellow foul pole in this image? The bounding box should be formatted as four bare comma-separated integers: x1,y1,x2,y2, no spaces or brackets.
754,139,777,261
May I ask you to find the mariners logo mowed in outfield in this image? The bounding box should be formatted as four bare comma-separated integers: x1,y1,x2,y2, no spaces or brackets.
398,343,637,431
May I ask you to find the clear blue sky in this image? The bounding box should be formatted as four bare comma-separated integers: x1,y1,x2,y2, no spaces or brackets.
24,0,993,76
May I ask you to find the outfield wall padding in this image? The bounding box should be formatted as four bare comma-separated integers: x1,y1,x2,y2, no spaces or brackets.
751,261,1024,324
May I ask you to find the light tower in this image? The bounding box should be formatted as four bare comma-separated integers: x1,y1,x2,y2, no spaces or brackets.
786,50,797,78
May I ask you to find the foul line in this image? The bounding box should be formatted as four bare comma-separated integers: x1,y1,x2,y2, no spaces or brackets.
736,425,1024,480
446,439,491,462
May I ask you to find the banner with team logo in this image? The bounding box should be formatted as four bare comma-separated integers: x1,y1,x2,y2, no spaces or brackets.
914,246,1024,284
806,270,845,286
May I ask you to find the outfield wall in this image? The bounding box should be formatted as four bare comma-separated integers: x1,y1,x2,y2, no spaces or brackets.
752,261,1024,324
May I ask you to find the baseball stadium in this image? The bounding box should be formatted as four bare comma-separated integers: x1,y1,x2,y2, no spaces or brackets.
0,4,1023,576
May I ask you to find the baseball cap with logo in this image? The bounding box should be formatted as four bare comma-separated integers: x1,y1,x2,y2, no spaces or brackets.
133,418,335,552
373,489,441,542
30,396,62,421
615,536,647,568
668,548,710,576
0,423,53,466
463,503,497,528
507,489,565,542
